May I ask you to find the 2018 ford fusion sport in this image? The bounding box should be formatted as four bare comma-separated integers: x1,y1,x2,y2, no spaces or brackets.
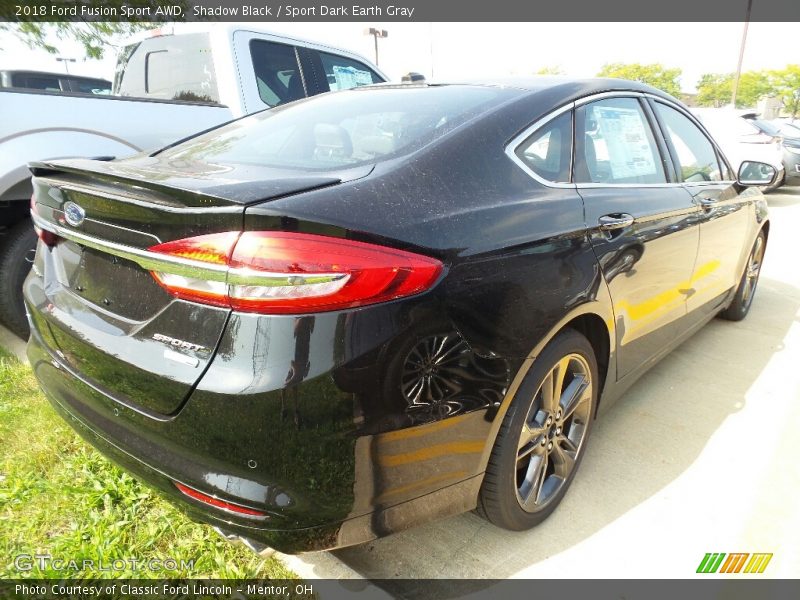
24,79,774,553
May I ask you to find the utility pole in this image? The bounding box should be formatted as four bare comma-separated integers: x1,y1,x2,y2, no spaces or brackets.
731,0,753,108
56,57,76,75
365,28,388,66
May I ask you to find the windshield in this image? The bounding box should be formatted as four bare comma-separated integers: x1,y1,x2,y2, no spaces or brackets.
156,85,514,171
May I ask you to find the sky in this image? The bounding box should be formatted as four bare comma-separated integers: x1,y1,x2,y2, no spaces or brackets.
0,22,797,93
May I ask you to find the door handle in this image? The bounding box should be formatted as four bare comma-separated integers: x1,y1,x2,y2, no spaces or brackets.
598,213,635,231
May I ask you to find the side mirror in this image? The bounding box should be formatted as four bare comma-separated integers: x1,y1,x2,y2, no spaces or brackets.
737,161,777,187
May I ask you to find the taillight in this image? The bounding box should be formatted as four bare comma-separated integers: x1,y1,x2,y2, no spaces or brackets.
174,482,266,518
30,195,57,247
148,231,442,314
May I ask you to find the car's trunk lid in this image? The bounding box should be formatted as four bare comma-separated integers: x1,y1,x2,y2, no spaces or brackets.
27,158,345,416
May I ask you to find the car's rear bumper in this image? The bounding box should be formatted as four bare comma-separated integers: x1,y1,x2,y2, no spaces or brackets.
25,289,502,552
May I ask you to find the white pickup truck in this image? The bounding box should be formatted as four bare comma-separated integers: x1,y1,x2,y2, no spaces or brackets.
0,25,386,337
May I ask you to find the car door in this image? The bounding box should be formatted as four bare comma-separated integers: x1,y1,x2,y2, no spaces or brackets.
648,99,752,320
574,95,701,379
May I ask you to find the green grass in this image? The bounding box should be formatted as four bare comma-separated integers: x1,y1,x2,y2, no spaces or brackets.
0,349,296,579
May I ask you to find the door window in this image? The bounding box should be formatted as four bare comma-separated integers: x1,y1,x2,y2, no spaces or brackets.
654,102,723,182
249,40,306,107
575,97,666,184
317,52,382,91
515,111,572,183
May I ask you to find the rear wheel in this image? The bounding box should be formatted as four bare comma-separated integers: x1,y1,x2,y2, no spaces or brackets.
719,230,766,322
0,219,36,338
478,329,598,530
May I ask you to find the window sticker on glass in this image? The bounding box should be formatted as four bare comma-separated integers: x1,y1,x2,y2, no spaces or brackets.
592,106,658,180
331,65,374,90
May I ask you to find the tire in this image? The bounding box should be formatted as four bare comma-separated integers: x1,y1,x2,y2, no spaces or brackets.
477,328,598,530
719,230,766,322
0,219,37,338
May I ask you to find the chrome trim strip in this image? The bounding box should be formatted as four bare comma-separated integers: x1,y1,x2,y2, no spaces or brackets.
226,270,346,287
33,212,348,289
505,89,738,190
33,211,229,282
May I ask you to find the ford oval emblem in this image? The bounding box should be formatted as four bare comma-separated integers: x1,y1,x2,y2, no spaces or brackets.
63,201,86,227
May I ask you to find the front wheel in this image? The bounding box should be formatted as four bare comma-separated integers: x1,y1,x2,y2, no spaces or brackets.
477,329,598,530
719,230,766,322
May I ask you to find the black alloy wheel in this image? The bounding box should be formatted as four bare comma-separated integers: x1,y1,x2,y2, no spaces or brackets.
478,329,598,530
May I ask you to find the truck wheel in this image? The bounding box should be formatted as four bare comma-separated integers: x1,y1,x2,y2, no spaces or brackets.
0,219,37,338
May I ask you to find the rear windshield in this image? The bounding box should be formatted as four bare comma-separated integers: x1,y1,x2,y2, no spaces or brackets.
156,85,514,171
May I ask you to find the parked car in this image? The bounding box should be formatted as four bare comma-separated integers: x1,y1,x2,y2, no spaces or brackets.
691,108,784,191
25,78,774,553
744,116,800,183
0,26,386,338
0,70,112,94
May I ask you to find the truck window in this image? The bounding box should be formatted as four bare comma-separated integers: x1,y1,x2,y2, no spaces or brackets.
116,33,219,104
13,74,61,91
69,78,112,95
249,40,306,107
317,52,382,91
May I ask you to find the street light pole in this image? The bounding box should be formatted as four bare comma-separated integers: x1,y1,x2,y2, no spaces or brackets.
56,57,76,75
731,0,753,109
365,28,388,66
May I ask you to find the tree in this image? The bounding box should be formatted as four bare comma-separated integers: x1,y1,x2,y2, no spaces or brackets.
736,71,771,108
769,65,800,119
0,2,186,59
695,70,775,109
597,63,682,97
0,22,155,59
536,66,565,75
696,73,733,107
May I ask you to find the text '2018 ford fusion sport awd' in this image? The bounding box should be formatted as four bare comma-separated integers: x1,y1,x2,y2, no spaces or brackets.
24,79,775,553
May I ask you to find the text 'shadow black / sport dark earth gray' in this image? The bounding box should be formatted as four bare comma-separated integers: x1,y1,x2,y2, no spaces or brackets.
24,79,774,552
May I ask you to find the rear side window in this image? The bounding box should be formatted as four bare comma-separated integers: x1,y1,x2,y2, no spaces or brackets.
575,97,666,184
515,111,572,183
116,34,219,103
318,52,382,91
654,103,722,182
249,40,306,107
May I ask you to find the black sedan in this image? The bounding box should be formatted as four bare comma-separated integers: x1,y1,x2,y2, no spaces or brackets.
24,79,775,553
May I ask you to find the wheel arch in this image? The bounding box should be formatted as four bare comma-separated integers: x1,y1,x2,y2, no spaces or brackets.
475,300,616,476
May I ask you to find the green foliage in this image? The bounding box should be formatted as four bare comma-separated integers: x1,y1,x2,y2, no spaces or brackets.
0,2,188,59
597,63,682,97
0,22,153,60
696,73,733,108
695,67,799,112
0,350,296,579
769,65,800,118
736,71,771,107
536,66,565,75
